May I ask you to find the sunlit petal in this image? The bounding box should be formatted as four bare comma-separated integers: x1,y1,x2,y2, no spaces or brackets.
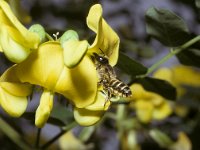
35,89,54,128
73,92,110,126
63,40,88,68
0,87,27,117
87,4,119,66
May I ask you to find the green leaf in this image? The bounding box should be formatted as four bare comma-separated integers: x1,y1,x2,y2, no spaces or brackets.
145,7,190,47
22,112,66,127
135,77,176,100
177,49,200,68
51,106,74,123
116,52,148,77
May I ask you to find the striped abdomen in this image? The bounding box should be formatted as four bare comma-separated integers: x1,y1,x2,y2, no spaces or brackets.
108,78,132,97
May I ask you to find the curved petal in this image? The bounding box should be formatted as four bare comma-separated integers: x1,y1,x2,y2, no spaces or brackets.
153,101,172,120
87,4,119,66
0,25,31,63
153,68,173,83
59,132,86,150
35,89,54,128
0,0,40,49
55,55,98,108
0,66,32,96
172,65,200,86
73,92,110,126
135,100,153,123
0,87,27,117
63,40,89,68
15,41,64,90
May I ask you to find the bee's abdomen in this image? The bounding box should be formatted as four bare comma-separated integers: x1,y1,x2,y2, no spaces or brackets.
109,78,132,97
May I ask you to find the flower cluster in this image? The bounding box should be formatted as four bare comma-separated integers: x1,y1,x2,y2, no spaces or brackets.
0,1,119,127
128,65,200,123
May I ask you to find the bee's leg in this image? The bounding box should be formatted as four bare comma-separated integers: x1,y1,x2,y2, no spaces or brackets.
106,88,112,101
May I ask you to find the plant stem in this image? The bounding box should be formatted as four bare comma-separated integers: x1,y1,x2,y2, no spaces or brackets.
0,117,32,150
45,33,54,41
35,128,41,148
40,121,78,149
116,105,126,138
140,35,200,77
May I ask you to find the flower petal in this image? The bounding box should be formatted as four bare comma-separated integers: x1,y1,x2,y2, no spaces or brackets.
0,66,32,96
15,41,64,89
0,86,27,117
135,100,153,123
35,89,54,128
172,65,200,86
63,40,88,68
55,55,98,108
87,4,120,66
73,92,110,126
0,25,31,63
0,0,40,49
153,101,172,120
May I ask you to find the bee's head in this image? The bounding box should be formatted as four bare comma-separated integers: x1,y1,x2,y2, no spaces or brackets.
92,53,109,64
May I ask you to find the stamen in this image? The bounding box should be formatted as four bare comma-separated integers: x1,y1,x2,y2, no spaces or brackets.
53,32,60,40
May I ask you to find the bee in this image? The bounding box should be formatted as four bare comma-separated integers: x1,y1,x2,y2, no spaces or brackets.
92,49,132,101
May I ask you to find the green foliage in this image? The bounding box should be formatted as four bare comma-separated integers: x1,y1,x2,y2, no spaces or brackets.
117,52,148,77
145,7,191,47
177,48,200,68
135,77,177,100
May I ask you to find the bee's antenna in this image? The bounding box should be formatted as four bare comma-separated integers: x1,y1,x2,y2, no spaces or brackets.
99,48,105,56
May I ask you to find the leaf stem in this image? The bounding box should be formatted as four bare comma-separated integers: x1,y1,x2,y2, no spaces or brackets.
40,121,78,149
141,35,200,77
0,117,32,150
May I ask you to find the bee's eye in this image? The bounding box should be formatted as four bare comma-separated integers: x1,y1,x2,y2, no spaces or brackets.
99,57,103,61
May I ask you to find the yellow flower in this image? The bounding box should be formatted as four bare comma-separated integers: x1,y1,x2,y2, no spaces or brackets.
154,65,200,96
153,65,200,117
129,84,172,123
0,0,40,63
0,4,120,127
61,4,120,126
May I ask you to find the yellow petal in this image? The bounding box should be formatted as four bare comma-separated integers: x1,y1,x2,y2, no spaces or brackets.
35,89,54,128
0,82,32,97
0,44,2,52
55,55,98,108
169,132,192,150
0,66,32,96
0,86,27,117
130,84,159,100
73,92,110,126
59,132,86,150
172,65,200,86
153,101,172,120
0,25,31,63
87,4,120,66
153,68,173,83
0,0,40,49
135,100,153,123
63,40,88,68
15,41,64,89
